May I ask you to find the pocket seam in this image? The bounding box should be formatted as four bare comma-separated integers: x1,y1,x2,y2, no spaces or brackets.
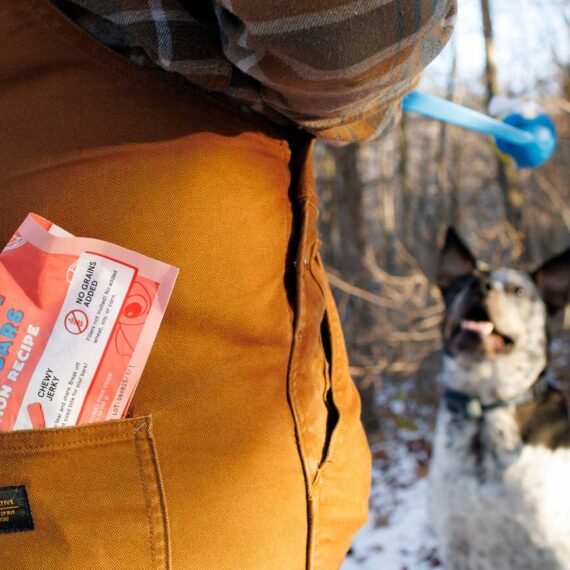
0,435,138,454
133,420,171,570
0,417,152,453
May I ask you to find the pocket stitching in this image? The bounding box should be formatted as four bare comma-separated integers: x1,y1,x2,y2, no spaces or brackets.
0,435,138,454
133,423,169,570
0,416,150,450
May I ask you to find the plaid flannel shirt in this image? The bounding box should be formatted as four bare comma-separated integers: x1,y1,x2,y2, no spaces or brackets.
52,0,456,142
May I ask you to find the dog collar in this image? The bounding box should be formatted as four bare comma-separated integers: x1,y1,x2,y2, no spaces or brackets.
443,374,550,420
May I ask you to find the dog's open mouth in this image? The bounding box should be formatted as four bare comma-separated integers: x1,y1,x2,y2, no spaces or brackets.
450,306,515,356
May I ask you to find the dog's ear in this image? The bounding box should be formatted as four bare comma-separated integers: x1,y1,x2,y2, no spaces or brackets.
437,227,476,291
532,248,570,315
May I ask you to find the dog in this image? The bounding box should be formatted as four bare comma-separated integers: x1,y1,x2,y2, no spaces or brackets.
430,228,570,570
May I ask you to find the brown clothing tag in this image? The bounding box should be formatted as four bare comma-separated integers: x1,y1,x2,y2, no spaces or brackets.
0,486,34,534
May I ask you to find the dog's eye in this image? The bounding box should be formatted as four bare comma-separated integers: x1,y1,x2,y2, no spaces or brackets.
515,287,526,297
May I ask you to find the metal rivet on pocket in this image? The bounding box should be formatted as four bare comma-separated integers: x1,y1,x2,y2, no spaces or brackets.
303,257,308,267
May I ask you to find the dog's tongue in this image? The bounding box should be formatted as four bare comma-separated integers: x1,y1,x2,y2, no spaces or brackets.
460,319,494,336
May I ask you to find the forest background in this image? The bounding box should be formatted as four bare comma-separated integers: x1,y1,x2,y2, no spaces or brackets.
326,1,570,567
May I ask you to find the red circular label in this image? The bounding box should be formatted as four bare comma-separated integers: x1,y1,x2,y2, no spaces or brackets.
64,309,89,335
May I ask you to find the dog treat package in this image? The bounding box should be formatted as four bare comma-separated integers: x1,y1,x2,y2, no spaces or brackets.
0,214,179,431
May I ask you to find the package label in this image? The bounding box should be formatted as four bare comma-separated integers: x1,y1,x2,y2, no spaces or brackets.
0,214,178,431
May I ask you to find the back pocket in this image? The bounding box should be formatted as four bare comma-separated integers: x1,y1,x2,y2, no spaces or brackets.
0,416,170,570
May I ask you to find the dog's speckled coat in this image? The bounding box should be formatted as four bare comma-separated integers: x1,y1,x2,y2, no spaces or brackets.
431,405,570,569
430,230,570,570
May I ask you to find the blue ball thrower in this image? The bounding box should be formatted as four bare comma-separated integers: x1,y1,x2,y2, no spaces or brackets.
402,91,557,168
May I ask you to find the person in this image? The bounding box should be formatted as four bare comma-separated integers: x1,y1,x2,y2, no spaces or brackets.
0,1,455,568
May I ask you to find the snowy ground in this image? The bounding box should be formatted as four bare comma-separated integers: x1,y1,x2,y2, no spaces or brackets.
341,333,570,569
341,477,439,570
341,379,443,570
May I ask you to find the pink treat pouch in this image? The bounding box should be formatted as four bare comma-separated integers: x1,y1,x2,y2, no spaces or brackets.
0,214,178,431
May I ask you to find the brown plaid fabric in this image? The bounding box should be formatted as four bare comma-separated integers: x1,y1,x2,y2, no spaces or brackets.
51,0,456,142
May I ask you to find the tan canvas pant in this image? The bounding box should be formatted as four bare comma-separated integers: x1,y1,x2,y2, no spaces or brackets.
0,1,371,568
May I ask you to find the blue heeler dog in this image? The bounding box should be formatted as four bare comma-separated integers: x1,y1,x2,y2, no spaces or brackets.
430,228,570,570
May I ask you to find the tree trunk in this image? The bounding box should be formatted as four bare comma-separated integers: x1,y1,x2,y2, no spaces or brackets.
332,144,367,280
480,0,529,260
380,140,397,272
436,38,458,226
331,144,382,433
397,114,413,245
